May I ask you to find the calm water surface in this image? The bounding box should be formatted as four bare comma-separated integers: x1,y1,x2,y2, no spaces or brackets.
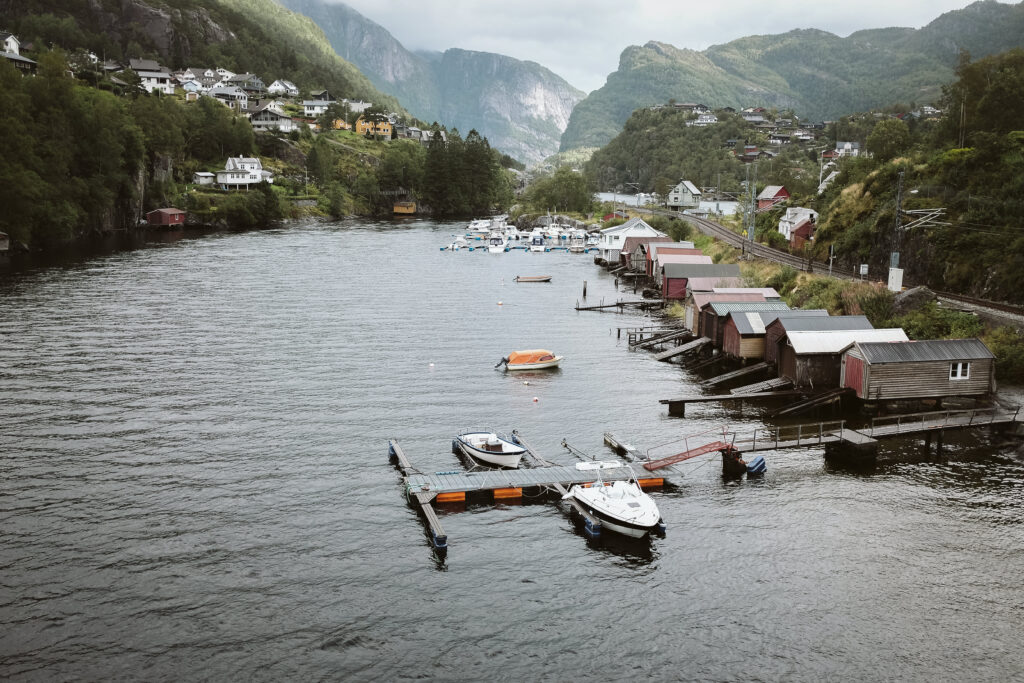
2,220,1023,681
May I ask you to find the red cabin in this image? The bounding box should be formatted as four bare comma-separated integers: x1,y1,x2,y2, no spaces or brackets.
146,208,186,226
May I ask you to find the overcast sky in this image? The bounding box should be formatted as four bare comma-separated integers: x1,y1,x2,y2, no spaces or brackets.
331,0,991,93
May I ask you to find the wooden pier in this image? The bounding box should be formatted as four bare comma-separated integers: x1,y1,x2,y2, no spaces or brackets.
660,390,805,417
730,377,793,394
631,328,693,349
576,299,665,312
654,336,711,361
389,437,665,554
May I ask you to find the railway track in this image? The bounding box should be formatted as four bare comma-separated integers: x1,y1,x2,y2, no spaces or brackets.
639,208,1024,319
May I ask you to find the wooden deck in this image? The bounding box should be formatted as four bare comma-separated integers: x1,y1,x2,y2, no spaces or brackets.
730,377,793,394
700,362,772,388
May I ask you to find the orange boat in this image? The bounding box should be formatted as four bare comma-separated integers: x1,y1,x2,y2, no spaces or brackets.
496,349,563,371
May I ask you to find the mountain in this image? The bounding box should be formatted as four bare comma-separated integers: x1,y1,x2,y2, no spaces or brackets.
1,0,403,111
560,0,1024,151
278,0,584,165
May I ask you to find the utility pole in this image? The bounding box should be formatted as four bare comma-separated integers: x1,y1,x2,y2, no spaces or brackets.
888,170,905,292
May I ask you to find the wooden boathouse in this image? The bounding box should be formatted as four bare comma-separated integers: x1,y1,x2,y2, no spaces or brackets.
779,328,909,389
620,236,672,271
841,338,996,401
764,315,874,365
661,263,742,300
701,301,791,349
642,242,700,276
721,308,827,360
683,292,766,334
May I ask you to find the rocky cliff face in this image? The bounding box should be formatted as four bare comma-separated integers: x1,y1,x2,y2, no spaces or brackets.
84,0,235,63
279,0,583,165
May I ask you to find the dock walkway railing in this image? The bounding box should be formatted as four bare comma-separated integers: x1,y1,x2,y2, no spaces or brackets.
734,420,847,450
864,406,1019,436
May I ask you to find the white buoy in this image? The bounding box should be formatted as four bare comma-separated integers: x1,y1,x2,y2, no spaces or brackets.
523,381,529,385
498,301,503,305
532,397,538,402
429,363,435,368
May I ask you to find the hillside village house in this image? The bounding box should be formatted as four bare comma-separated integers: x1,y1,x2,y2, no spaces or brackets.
666,180,702,210
778,207,818,249
209,85,248,110
247,102,297,133
128,58,175,95
689,113,718,127
226,73,266,94
0,32,35,75
303,98,333,117
216,156,274,190
192,171,216,185
180,67,221,89
356,116,392,137
757,185,789,210
597,217,664,264
267,79,299,97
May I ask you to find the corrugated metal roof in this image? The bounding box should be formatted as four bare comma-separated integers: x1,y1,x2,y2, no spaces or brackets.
657,254,713,267
713,287,780,299
662,263,741,279
686,277,743,292
757,309,828,326
689,292,766,308
786,328,907,354
729,311,773,335
770,315,873,332
854,338,994,364
710,301,790,315
647,242,696,256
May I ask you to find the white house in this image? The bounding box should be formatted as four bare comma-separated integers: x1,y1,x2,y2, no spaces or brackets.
342,99,372,114
182,67,220,88
778,207,818,241
180,79,205,93
216,157,274,190
2,32,20,55
689,113,718,127
216,67,235,82
597,217,665,264
267,79,299,97
303,99,333,117
247,102,297,133
835,141,861,157
666,180,702,210
128,59,175,95
208,85,248,110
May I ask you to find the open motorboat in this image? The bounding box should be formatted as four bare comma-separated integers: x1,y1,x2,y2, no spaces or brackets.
447,235,468,251
453,430,525,468
487,232,507,253
562,462,663,538
586,233,600,247
513,275,551,282
496,349,562,371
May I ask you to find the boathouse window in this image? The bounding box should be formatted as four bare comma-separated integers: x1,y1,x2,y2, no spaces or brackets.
949,362,970,380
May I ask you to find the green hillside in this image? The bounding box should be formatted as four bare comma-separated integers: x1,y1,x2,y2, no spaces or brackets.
561,0,1024,151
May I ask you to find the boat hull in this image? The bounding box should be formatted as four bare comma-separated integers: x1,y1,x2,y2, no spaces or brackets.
505,357,562,371
565,483,661,538
455,432,525,468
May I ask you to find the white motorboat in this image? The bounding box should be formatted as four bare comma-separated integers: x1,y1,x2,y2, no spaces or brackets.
562,462,663,538
453,431,525,468
487,232,506,253
529,234,546,252
586,233,599,247
569,230,587,253
448,235,468,251
496,349,562,371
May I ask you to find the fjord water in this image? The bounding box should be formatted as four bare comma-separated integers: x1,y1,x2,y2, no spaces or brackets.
2,221,1022,681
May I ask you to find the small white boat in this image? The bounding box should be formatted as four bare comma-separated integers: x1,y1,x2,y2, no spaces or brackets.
562,465,663,538
448,235,468,251
453,431,525,468
496,349,562,371
586,233,599,247
569,231,586,253
487,232,506,253
529,234,546,252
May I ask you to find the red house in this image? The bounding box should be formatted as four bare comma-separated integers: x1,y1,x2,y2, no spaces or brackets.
756,185,789,210
146,208,186,226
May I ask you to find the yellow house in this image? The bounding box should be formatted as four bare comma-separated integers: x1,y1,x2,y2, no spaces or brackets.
356,116,392,137
330,118,352,130
393,201,416,214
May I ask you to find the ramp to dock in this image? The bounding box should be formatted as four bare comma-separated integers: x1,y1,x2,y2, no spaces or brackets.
730,377,792,394
632,328,693,349
655,337,711,361
644,441,729,470
771,388,851,417
700,362,772,388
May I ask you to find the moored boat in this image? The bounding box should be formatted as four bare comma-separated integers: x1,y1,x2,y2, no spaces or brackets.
513,275,551,282
487,232,507,252
529,233,546,252
562,462,663,538
453,431,525,468
496,349,562,371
